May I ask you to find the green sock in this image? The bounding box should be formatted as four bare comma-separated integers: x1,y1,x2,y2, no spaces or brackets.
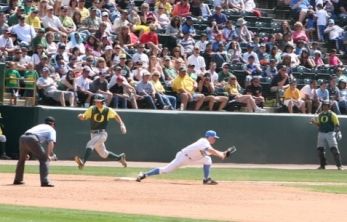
107,151,123,161
83,148,92,164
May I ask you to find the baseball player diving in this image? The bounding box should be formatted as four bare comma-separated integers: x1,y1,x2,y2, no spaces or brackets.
310,100,344,170
74,93,127,169
136,130,236,185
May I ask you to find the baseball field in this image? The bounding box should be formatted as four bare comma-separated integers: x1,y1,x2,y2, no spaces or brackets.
0,161,347,222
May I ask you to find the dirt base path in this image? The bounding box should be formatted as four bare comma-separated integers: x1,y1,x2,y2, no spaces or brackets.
1,173,347,222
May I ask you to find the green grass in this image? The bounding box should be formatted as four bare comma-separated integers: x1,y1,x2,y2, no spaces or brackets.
0,204,221,222
293,185,347,194
1,165,347,193
1,165,346,182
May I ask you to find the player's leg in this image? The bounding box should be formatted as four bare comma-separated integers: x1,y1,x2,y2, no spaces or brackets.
94,132,127,167
14,136,30,184
75,133,99,169
136,151,189,182
192,156,217,185
316,133,327,169
327,132,343,170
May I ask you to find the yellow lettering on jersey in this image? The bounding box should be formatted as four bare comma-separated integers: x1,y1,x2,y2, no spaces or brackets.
93,114,104,123
320,116,328,123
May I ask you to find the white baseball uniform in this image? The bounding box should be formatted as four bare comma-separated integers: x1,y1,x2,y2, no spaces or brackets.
158,138,213,174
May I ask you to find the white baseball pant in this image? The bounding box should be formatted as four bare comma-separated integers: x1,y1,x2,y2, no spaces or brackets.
159,151,212,174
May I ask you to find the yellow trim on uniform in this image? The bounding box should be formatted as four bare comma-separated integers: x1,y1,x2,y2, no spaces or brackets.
83,106,120,121
331,112,339,126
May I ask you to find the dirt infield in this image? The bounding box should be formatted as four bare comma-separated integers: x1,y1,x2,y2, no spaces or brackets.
1,172,347,222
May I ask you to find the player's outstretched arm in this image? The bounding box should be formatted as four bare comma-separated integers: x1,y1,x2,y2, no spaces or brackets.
207,147,225,160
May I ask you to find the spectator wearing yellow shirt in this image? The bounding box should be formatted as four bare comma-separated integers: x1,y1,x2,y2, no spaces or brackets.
283,79,305,113
171,66,205,110
151,71,177,110
78,0,90,21
25,8,41,31
155,0,173,15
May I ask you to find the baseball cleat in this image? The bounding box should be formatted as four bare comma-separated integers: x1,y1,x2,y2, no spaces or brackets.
317,166,326,170
13,180,25,185
74,156,84,170
338,166,344,171
136,172,146,182
119,153,127,168
203,178,218,185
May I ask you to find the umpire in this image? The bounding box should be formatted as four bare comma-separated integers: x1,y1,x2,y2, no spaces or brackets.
311,100,343,170
13,116,57,187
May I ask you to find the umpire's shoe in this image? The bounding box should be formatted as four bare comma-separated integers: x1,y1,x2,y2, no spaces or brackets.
203,178,218,185
136,172,146,182
74,156,84,170
13,180,25,185
119,153,127,168
41,182,54,187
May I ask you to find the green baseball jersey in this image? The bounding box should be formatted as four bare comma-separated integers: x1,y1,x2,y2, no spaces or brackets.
24,70,39,89
90,106,110,130
5,69,21,88
318,111,339,133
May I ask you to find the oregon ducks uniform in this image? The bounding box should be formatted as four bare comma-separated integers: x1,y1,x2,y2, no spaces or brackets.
74,93,127,170
82,105,120,158
315,110,343,169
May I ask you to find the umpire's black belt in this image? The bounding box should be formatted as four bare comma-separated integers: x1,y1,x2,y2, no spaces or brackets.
24,133,40,141
91,129,106,134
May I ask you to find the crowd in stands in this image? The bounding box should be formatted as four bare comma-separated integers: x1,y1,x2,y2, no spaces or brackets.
2,0,347,113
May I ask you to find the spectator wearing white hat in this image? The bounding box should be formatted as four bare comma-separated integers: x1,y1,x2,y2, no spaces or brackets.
101,11,112,34
42,5,68,35
235,18,253,43
313,50,325,68
324,19,345,53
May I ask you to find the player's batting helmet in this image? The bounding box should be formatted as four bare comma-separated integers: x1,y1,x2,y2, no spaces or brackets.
94,93,105,102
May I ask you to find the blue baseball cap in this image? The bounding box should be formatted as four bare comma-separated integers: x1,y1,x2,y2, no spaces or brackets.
205,130,220,139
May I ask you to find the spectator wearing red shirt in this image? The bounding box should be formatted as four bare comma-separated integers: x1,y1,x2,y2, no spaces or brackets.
172,0,191,17
140,24,159,47
328,49,343,68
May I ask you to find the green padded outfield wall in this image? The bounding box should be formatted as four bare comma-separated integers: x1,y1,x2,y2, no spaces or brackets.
1,105,347,164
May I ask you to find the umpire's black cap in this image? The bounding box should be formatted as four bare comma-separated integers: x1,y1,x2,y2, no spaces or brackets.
44,116,56,125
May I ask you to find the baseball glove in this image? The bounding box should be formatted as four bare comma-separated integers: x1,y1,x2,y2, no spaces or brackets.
224,146,237,158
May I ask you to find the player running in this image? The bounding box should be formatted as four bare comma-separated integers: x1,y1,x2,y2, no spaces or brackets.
310,100,343,170
136,130,235,185
74,93,127,169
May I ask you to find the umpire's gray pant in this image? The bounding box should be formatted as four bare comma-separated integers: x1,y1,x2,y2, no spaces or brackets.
14,134,49,184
